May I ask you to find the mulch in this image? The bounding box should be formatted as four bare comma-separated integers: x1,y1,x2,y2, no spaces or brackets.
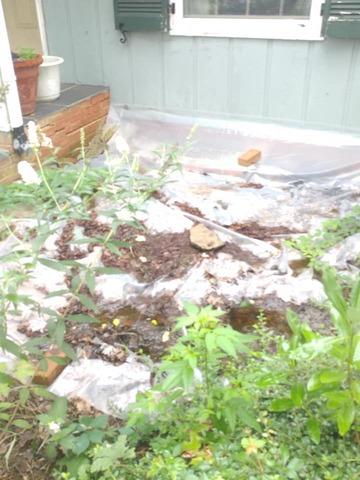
54,216,261,283
230,222,298,241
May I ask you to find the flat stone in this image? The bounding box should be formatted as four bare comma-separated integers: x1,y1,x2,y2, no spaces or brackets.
190,224,225,251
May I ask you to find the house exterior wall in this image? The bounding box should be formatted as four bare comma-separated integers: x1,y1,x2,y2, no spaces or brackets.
43,0,360,133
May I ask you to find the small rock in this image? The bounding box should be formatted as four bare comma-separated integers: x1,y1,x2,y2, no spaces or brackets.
190,224,225,251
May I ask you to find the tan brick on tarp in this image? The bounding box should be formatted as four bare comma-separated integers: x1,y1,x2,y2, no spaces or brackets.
33,349,67,386
238,149,262,167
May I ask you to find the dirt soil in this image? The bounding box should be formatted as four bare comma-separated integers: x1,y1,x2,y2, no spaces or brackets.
230,222,299,241
54,217,262,283
0,393,121,480
228,295,331,336
66,305,175,361
0,395,52,480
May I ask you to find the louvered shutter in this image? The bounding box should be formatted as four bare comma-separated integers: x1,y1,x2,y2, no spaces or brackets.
113,0,169,32
322,0,360,38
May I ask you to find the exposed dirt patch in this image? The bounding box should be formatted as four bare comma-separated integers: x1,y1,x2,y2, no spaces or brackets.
66,306,174,361
174,202,204,218
0,395,52,480
102,228,261,283
228,295,331,336
56,220,87,260
77,216,111,238
230,222,299,241
238,182,264,189
102,231,199,282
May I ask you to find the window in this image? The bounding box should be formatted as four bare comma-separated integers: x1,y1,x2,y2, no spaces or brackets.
170,0,325,40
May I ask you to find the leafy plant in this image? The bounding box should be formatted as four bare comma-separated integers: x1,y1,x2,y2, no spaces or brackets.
127,305,257,444
54,300,360,480
271,269,360,440
0,124,181,467
16,48,37,60
288,205,360,270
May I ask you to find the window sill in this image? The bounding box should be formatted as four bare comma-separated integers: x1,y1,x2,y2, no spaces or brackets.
169,28,324,41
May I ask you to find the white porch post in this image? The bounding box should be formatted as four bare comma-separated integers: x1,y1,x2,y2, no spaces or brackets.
0,0,23,130
0,0,29,154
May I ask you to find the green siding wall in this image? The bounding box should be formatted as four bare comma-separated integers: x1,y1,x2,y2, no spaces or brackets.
43,0,360,133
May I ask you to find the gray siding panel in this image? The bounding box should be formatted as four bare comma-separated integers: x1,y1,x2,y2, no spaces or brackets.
43,0,360,132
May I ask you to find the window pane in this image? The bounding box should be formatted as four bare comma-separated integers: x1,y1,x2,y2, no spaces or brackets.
283,0,311,16
184,1,246,16
184,0,311,17
249,0,281,15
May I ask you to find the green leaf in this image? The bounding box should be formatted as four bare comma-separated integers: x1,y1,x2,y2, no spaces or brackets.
77,294,97,312
90,435,134,473
319,369,346,385
291,383,305,407
85,270,96,294
47,355,68,366
216,335,237,358
205,332,216,352
181,365,194,391
13,419,31,430
48,396,68,422
353,335,360,363
38,258,69,272
337,401,355,436
46,289,69,298
60,342,77,361
237,406,260,432
347,307,360,330
72,433,90,455
223,405,237,431
66,314,98,324
80,415,108,429
53,320,65,347
306,418,321,444
88,429,105,443
19,388,30,406
350,278,360,309
270,398,294,412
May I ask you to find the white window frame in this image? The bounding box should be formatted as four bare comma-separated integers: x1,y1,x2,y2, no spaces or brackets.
170,0,325,41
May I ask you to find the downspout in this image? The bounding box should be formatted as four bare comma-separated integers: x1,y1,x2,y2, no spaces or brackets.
0,0,29,155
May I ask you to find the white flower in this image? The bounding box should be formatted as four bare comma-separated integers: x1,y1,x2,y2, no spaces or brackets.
27,121,53,148
27,121,39,146
139,256,148,263
48,421,61,434
17,160,41,185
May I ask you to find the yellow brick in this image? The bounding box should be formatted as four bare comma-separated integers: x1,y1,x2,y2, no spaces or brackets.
238,149,262,167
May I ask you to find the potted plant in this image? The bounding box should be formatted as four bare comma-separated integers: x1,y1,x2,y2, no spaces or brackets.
12,48,43,115
37,55,64,102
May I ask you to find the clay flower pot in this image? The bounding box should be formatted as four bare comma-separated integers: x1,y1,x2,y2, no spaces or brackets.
13,54,43,115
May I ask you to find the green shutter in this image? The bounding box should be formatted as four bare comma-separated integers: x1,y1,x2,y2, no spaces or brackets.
113,0,169,32
322,0,360,38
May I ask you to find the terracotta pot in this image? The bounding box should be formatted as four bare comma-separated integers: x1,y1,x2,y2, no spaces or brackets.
13,54,43,115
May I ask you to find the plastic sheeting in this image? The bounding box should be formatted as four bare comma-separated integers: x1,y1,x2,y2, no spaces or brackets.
49,355,151,416
108,106,360,181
